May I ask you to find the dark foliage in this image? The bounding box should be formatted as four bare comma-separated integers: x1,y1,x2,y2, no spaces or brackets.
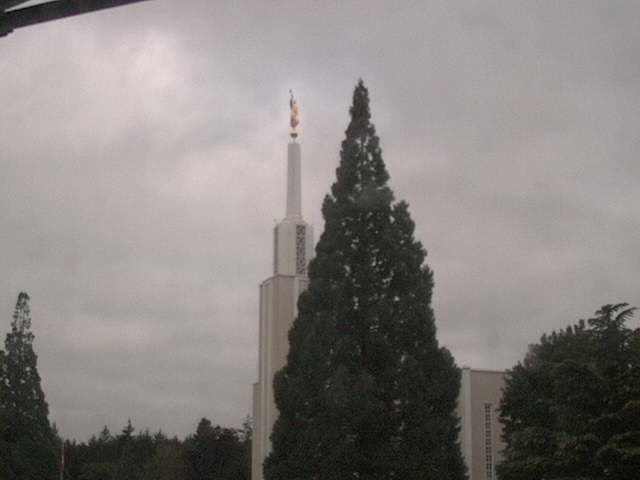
63,418,250,480
183,417,248,480
498,303,640,480
264,81,466,479
0,292,58,479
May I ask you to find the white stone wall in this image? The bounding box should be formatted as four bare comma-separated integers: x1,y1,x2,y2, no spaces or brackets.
251,141,314,480
457,368,506,480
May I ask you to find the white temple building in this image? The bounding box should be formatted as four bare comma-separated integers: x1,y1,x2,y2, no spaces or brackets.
251,101,506,480
251,134,314,480
458,367,506,480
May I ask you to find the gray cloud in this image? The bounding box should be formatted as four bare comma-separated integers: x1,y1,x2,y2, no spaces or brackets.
1,0,639,440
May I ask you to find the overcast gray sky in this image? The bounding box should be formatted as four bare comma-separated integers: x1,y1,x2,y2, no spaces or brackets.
1,0,638,441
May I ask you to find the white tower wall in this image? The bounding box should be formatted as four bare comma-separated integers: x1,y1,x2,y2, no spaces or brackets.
252,140,314,480
286,142,302,219
457,368,506,480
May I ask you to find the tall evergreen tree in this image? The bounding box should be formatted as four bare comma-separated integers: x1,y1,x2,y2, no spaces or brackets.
265,81,466,479
141,441,188,480
498,303,640,480
114,420,144,480
0,292,58,479
184,417,247,480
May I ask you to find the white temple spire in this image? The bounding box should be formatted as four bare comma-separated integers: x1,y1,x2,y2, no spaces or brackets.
286,142,302,219
286,91,302,218
251,93,314,480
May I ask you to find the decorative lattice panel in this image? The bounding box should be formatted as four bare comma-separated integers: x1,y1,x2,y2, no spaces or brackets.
295,225,306,275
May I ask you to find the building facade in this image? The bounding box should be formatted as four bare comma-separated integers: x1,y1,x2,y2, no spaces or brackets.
251,140,314,480
458,367,507,480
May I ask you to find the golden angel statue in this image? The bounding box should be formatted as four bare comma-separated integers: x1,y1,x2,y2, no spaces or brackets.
289,90,299,138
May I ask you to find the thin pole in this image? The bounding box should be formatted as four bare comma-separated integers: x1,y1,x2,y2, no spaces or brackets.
59,441,64,480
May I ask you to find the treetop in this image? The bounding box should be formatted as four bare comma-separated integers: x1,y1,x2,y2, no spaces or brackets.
11,291,32,334
329,79,391,212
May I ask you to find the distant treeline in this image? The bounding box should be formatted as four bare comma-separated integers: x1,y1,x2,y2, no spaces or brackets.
63,417,250,480
0,292,250,480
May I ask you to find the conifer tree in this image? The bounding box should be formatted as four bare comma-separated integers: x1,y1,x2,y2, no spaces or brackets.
184,417,247,480
0,292,58,479
265,81,466,479
141,442,188,480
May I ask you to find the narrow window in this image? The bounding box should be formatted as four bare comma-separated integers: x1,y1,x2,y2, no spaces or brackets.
484,403,494,480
